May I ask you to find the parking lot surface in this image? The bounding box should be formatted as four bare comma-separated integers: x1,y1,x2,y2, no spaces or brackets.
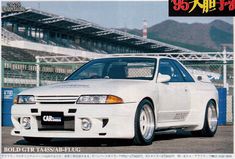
2,126,233,153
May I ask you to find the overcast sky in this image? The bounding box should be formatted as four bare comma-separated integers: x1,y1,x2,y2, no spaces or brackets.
2,1,233,29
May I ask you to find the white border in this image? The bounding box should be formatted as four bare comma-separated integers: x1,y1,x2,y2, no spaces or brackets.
0,0,234,158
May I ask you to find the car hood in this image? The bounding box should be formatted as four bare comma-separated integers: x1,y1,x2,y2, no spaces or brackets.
20,79,152,98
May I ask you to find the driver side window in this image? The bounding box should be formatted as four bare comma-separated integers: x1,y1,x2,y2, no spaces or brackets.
159,59,184,82
78,63,105,79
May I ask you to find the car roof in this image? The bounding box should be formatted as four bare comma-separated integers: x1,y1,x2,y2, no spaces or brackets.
95,56,174,60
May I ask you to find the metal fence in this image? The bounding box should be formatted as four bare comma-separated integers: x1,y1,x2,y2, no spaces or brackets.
1,60,234,124
2,60,81,88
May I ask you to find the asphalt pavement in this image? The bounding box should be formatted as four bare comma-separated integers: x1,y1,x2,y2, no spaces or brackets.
1,126,233,153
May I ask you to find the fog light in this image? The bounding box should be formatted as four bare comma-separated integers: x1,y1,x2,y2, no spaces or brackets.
81,118,91,131
22,117,31,129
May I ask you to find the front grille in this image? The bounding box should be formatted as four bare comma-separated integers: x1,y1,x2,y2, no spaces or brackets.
36,96,79,104
36,116,75,131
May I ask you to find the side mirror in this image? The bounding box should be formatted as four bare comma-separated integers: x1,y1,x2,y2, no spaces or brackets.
157,73,171,83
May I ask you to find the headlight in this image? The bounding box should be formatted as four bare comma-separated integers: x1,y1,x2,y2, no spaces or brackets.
76,95,123,104
14,95,36,104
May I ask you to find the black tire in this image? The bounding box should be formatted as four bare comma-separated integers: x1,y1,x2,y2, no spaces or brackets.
191,100,218,137
133,99,155,145
24,137,52,145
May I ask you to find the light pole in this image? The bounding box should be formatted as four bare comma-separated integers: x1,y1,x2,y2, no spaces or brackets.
223,46,228,94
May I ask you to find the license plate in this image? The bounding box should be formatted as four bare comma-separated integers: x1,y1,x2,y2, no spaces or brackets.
41,112,64,125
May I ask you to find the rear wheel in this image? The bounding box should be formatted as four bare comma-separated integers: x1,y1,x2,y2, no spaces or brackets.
24,137,52,145
133,99,155,145
192,100,218,137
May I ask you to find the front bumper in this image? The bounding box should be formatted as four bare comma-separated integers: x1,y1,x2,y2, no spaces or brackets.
11,103,138,139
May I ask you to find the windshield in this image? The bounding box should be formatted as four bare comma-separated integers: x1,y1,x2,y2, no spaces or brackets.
66,57,157,80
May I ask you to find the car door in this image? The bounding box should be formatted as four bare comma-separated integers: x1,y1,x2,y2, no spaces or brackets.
157,59,191,123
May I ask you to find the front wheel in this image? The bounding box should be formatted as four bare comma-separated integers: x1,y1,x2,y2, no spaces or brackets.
133,99,155,145
192,100,218,137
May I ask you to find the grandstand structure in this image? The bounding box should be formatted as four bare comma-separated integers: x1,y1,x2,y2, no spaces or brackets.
0,4,193,88
2,8,191,56
1,5,233,90
1,45,65,62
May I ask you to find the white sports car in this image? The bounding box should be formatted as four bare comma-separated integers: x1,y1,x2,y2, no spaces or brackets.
11,56,218,145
